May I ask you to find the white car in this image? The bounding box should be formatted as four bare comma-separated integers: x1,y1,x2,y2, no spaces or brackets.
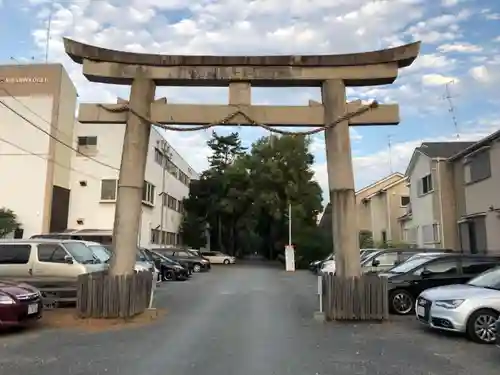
320,259,336,274
201,251,236,265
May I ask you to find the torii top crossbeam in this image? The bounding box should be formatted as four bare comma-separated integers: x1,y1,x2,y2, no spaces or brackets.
63,38,420,87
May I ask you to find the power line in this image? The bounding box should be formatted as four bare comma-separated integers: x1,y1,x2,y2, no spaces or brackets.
0,100,119,171
1,88,75,140
0,136,101,182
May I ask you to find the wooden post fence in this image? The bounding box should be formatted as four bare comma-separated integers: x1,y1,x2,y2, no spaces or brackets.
322,274,389,321
76,271,153,319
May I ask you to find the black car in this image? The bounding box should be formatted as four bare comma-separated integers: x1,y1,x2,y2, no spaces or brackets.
151,248,210,273
142,249,190,281
381,253,500,315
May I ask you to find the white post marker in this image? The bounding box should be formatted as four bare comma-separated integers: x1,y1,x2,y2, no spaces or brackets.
285,244,295,271
148,271,157,309
313,275,325,322
317,275,323,313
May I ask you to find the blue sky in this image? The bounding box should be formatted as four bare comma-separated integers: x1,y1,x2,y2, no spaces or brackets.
1,0,499,203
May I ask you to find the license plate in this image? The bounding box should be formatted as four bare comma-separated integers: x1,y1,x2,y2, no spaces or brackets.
416,305,425,317
27,303,38,315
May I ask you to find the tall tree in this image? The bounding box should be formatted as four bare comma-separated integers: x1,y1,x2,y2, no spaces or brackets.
181,132,330,264
0,208,21,238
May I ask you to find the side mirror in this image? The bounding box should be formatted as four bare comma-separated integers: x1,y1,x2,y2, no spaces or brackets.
64,255,74,264
421,269,432,278
372,259,380,267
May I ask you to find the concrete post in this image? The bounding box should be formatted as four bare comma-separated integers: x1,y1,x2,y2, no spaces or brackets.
322,79,361,278
110,74,156,276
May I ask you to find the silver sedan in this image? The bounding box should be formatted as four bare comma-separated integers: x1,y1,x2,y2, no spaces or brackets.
416,267,500,344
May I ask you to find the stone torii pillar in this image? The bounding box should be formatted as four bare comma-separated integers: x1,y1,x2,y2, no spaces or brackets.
64,38,420,286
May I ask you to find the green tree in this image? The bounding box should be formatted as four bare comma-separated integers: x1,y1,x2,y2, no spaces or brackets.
0,208,21,238
181,132,327,262
359,230,374,248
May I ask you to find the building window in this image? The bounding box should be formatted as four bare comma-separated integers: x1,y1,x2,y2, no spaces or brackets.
464,150,491,184
165,194,178,211
422,223,440,244
418,174,433,196
78,136,97,146
77,136,98,155
142,181,155,205
400,196,410,207
154,148,164,166
403,227,418,244
151,229,161,244
100,179,117,201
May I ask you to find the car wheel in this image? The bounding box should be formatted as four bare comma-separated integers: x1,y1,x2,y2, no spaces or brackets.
389,289,414,315
193,263,201,273
223,259,230,265
165,270,175,281
466,308,499,344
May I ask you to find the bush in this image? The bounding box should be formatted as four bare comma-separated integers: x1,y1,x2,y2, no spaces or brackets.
0,208,21,238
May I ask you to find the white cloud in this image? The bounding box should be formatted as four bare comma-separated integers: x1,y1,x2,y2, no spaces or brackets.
469,65,490,83
15,0,497,202
422,74,459,86
438,42,483,53
313,116,500,200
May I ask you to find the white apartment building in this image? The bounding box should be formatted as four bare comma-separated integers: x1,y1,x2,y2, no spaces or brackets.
0,63,198,245
0,64,77,238
68,121,199,248
399,142,475,248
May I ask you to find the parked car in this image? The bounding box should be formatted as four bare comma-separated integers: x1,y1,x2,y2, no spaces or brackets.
94,244,158,280
0,239,107,281
0,280,43,327
416,266,500,344
361,248,453,275
310,253,334,274
382,253,500,316
152,248,210,273
200,251,235,265
142,249,190,281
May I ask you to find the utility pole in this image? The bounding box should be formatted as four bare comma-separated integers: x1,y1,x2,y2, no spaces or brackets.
159,140,171,247
288,200,292,246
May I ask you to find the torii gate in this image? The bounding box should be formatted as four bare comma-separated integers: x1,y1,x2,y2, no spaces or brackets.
64,38,420,283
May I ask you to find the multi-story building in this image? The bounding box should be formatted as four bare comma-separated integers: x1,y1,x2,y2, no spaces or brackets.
0,64,198,244
68,117,199,248
399,142,475,248
319,172,409,245
357,173,409,244
447,131,500,253
0,64,77,238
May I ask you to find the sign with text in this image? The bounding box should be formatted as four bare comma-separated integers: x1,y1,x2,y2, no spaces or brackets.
0,77,48,84
285,245,295,272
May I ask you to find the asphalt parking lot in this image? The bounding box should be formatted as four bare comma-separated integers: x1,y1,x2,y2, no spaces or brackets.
0,262,499,375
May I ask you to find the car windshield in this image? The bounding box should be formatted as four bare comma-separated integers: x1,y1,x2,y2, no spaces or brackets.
64,242,99,264
187,250,199,257
468,267,500,289
360,251,381,266
153,252,179,265
388,256,438,274
88,245,112,263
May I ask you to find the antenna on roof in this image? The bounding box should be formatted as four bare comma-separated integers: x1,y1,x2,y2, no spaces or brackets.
45,0,56,63
443,80,460,139
388,135,393,173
